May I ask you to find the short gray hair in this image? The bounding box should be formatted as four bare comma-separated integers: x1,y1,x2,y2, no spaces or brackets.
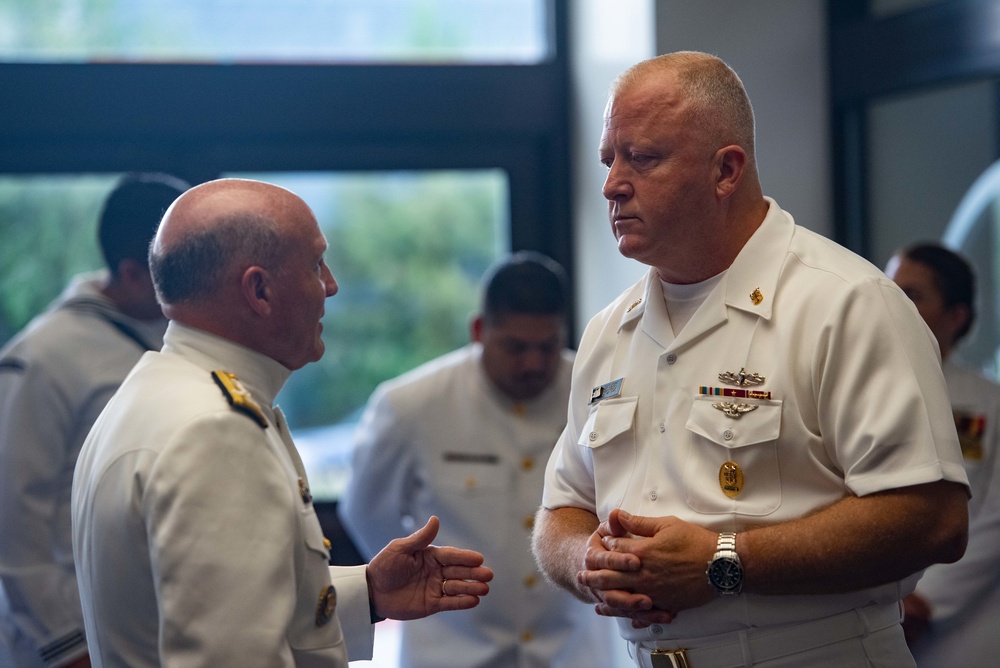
613,51,756,163
149,212,285,304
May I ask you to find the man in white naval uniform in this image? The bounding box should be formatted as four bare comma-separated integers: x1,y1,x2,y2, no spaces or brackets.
886,243,1000,666
0,173,188,668
533,52,970,668
72,178,493,668
339,252,623,667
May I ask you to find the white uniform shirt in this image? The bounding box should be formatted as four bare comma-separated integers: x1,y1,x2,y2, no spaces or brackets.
0,272,166,668
339,345,623,668
72,322,374,668
543,199,969,643
910,361,1000,666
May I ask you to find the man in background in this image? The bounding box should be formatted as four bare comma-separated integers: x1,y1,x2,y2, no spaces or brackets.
886,242,1000,666
0,172,188,668
339,252,623,667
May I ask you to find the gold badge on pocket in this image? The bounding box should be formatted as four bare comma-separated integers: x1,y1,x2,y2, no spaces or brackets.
719,461,744,498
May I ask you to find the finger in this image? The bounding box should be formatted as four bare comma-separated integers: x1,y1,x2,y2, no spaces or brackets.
441,579,491,598
583,546,640,572
434,593,485,612
629,608,676,626
577,567,640,593
606,508,629,537
431,545,486,568
597,589,654,612
441,565,494,583
389,515,439,552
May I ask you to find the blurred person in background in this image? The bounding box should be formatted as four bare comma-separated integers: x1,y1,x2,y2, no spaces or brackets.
340,251,624,667
886,242,1000,666
0,173,189,668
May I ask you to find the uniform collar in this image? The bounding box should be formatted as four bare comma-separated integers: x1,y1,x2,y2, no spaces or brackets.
161,321,292,408
616,197,794,343
721,197,793,320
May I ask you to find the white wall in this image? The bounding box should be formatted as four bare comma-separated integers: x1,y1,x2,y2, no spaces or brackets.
571,0,831,328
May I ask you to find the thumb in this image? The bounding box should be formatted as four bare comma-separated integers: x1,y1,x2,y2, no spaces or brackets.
615,510,660,537
392,515,440,552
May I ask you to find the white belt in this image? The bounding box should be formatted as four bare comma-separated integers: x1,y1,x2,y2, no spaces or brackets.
632,603,902,668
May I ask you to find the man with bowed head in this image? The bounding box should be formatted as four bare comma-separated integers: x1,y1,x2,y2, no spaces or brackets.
71,178,493,667
533,51,969,667
339,251,622,667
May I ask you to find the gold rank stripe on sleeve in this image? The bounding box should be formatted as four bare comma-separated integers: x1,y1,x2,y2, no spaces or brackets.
211,370,269,428
699,386,771,400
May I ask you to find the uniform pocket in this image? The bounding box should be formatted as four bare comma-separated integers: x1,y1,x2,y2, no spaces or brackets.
578,396,639,509
682,396,783,516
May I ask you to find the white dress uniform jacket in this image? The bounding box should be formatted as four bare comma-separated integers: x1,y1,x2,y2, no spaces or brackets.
0,271,166,668
543,199,970,646
72,322,374,668
339,345,623,668
910,360,1000,666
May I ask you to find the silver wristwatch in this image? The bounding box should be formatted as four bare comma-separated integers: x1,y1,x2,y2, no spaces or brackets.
706,531,743,595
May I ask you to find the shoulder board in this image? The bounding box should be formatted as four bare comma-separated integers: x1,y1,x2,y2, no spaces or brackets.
211,370,269,429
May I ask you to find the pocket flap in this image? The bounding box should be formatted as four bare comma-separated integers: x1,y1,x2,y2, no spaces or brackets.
578,396,638,448
686,396,781,448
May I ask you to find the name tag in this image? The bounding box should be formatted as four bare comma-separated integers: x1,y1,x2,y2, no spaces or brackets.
443,452,500,464
590,378,624,404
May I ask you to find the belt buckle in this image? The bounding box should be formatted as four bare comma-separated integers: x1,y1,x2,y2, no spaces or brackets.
650,648,690,668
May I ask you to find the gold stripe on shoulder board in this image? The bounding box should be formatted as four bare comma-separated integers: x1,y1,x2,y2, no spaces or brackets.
212,370,269,428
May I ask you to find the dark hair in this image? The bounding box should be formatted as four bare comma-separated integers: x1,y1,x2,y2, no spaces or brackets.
901,242,977,341
149,212,284,305
481,251,568,323
98,172,189,274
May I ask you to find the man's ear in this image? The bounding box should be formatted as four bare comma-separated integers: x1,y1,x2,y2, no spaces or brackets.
242,266,273,316
715,145,747,199
470,315,485,343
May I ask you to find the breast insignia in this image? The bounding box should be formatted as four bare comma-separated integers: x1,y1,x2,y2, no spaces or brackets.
211,371,269,428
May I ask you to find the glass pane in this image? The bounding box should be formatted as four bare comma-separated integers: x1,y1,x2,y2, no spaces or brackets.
0,174,118,344
227,170,509,500
0,0,549,64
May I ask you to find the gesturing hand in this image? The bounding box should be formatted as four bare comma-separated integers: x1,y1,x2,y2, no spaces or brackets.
367,515,494,621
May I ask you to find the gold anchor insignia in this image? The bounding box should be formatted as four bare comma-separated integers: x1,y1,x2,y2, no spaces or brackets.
626,298,643,312
718,367,765,387
712,402,759,418
750,287,763,305
719,461,744,498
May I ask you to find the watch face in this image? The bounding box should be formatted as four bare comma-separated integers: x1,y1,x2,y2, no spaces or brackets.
709,557,743,592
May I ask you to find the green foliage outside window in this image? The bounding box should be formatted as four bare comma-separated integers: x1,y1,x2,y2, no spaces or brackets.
0,176,113,344
0,171,504,433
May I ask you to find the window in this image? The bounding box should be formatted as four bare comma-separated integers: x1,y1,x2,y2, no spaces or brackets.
0,0,549,64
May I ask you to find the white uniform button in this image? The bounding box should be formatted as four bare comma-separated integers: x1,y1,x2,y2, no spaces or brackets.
651,625,664,635
589,431,598,441
659,422,666,433
723,429,734,441
665,353,677,365
649,489,657,501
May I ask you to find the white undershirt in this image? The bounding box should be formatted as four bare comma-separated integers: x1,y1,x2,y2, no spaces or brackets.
660,270,726,336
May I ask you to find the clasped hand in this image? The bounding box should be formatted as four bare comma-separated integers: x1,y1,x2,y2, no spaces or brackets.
577,509,717,627
367,515,494,621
